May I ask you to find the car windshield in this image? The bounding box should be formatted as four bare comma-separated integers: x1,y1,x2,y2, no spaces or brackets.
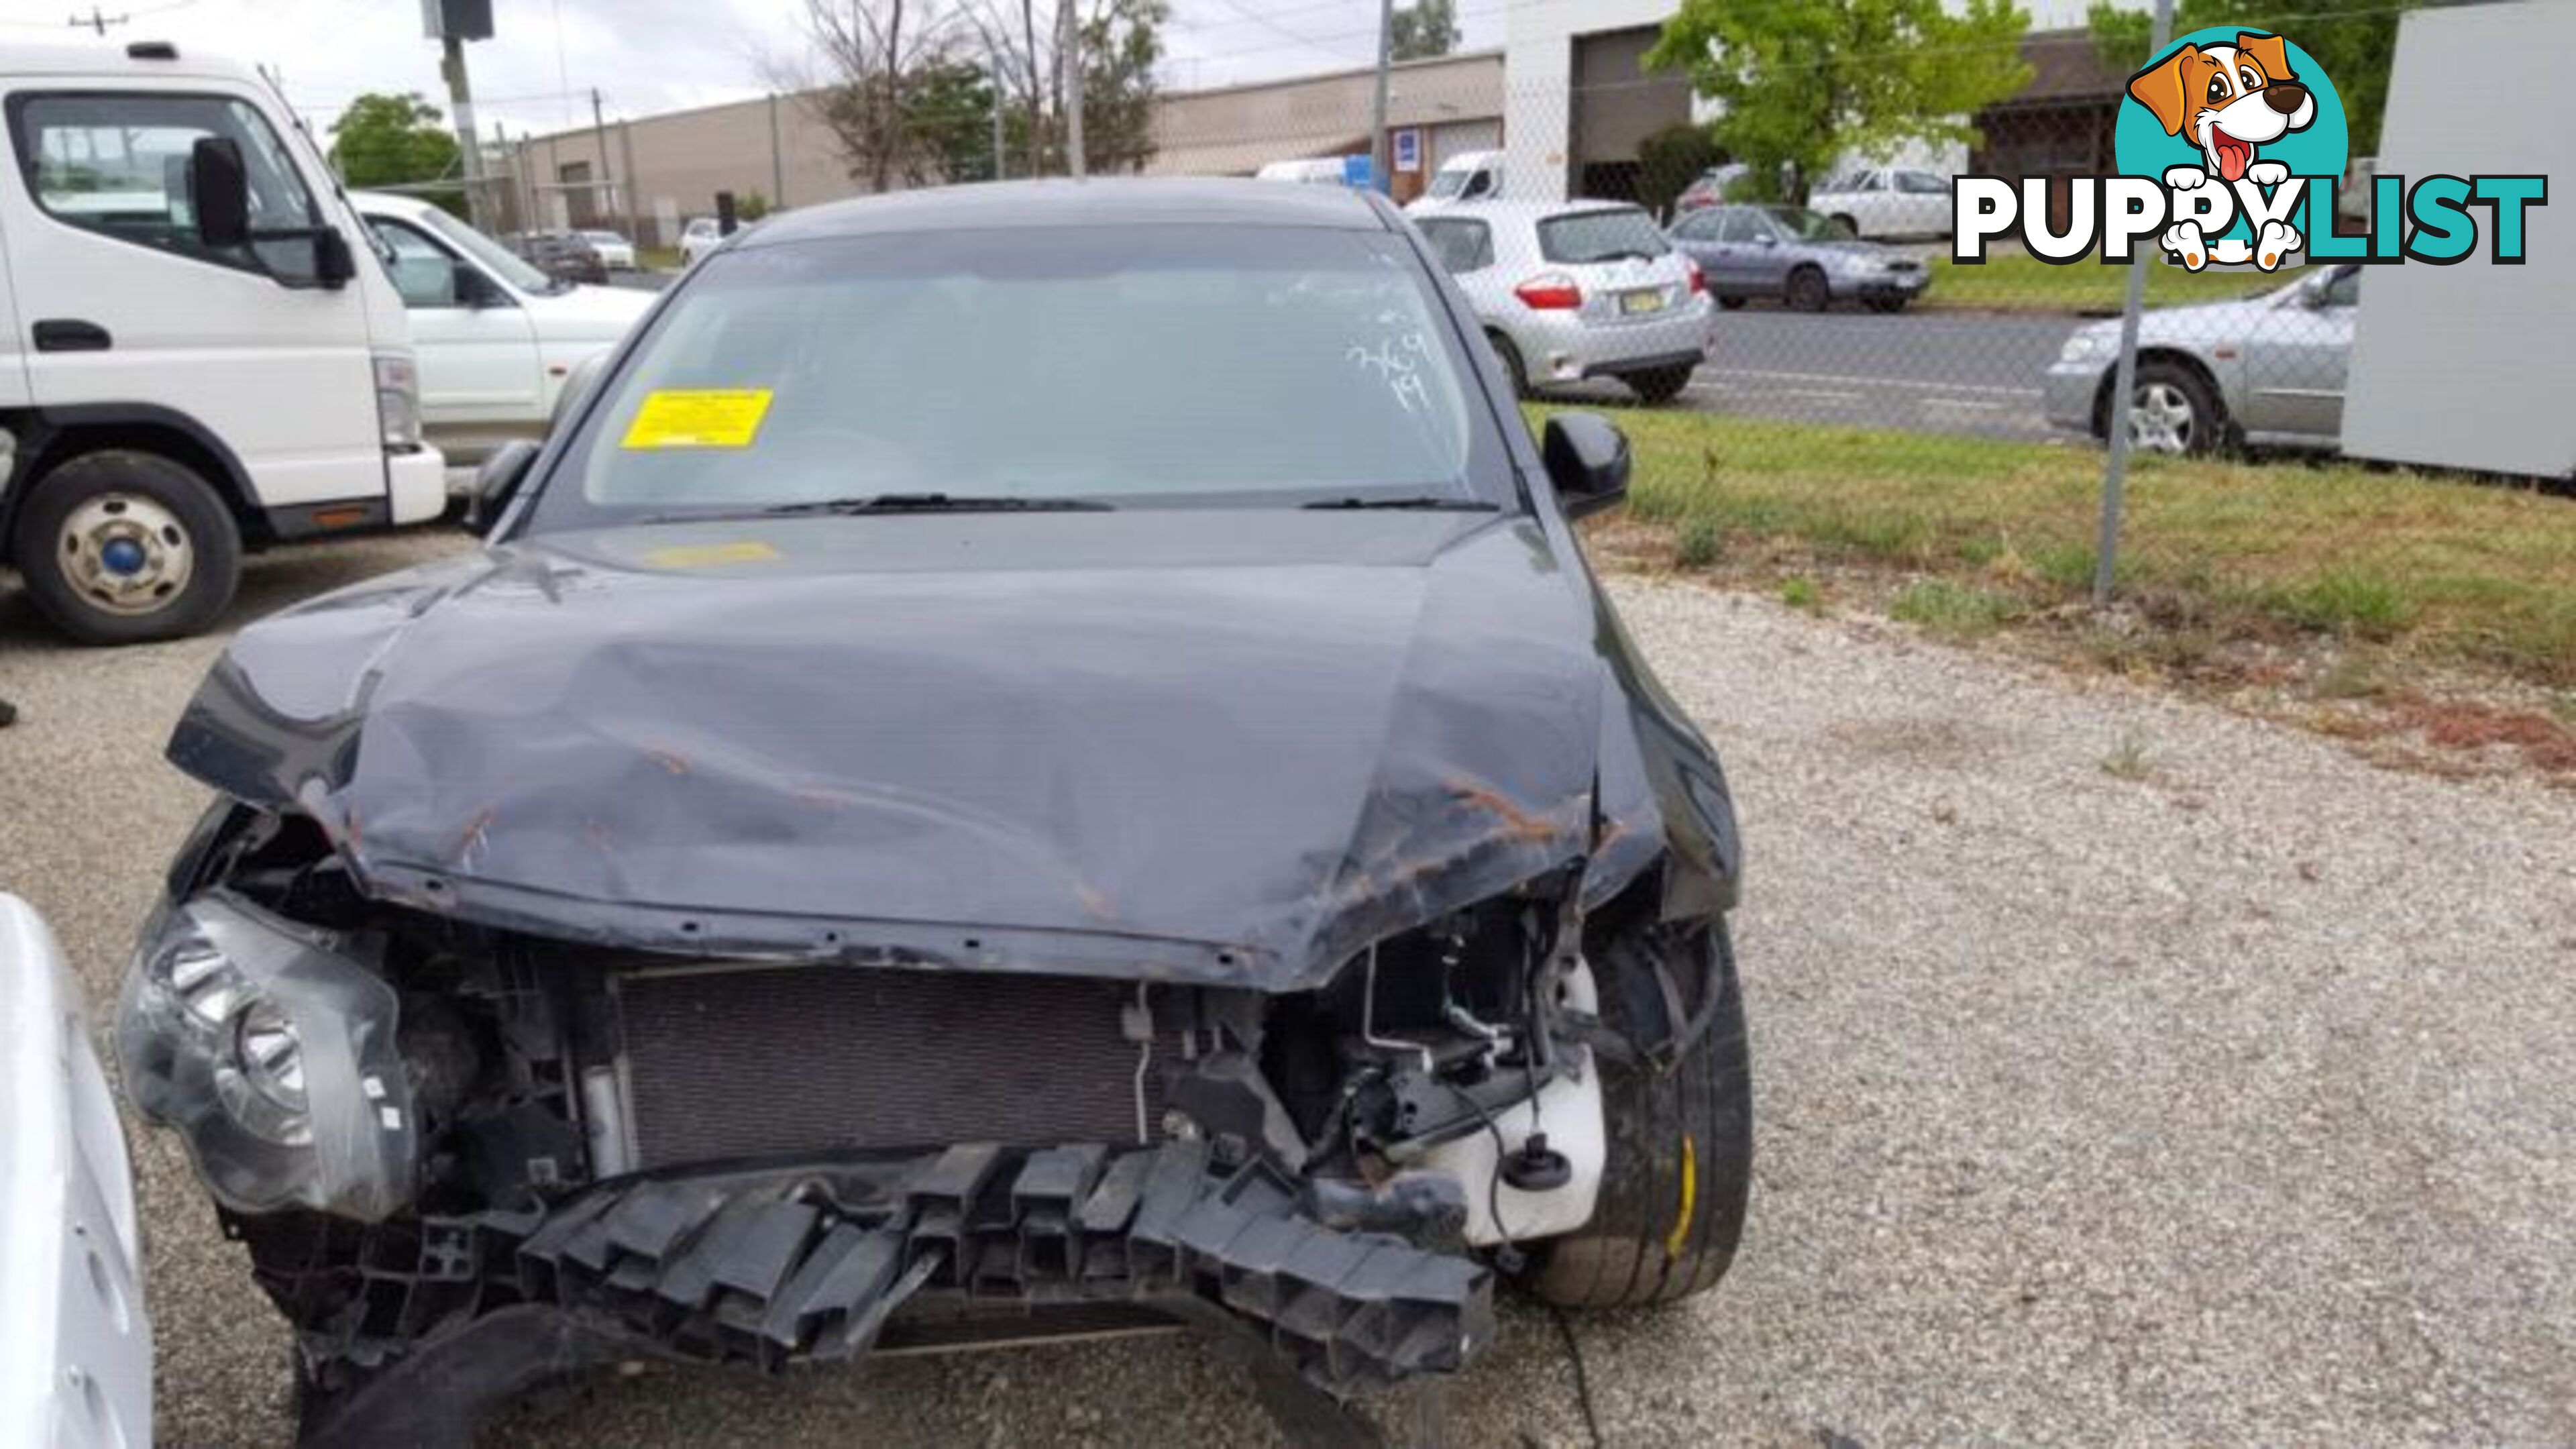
533,224,1498,527
415,207,561,293
1764,208,1851,241
1538,208,1669,264
1426,167,1474,199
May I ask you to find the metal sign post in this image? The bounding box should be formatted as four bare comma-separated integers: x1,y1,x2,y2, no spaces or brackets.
2094,0,2176,606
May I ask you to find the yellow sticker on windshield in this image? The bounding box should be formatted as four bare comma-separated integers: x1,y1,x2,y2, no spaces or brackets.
622,388,773,450
643,540,779,569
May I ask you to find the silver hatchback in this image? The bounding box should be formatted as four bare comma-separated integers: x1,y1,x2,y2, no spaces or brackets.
1415,202,1716,403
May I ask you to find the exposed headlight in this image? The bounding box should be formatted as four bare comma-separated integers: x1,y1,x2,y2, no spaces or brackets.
117,894,415,1221
2059,331,2114,362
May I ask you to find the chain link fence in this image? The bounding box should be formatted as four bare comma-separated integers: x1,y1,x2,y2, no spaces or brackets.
522,8,2567,702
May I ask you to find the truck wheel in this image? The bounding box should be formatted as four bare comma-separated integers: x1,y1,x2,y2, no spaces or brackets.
9,449,241,645
1528,919,1751,1309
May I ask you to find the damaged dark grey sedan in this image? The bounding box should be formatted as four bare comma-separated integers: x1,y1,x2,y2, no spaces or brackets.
119,180,1750,1445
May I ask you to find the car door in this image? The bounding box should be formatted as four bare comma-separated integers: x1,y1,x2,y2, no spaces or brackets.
2,85,380,506
1730,209,1794,292
1833,170,1888,235
2243,265,2358,441
1666,208,1726,289
367,214,541,432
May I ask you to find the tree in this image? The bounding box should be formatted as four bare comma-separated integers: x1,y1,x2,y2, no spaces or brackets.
1389,0,1459,62
327,92,460,190
2086,1,2413,156
793,0,970,192
1637,122,1723,220
1646,0,2032,204
965,0,1166,176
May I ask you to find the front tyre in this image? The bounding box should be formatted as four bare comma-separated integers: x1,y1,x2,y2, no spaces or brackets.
9,449,240,645
1785,266,1831,313
1528,920,1751,1309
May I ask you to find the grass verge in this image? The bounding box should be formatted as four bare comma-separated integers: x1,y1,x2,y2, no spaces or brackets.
1557,406,2576,776
1925,250,2300,314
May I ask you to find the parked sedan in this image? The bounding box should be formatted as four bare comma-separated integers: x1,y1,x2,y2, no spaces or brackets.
2,894,151,1449
1415,201,1715,402
1666,205,1931,313
2044,264,2357,455
679,215,725,266
508,229,610,286
580,229,638,270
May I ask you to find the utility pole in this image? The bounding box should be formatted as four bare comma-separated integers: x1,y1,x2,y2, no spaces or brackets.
1058,0,1084,178
1369,0,1393,194
2093,0,2176,606
589,88,614,228
766,93,786,205
990,45,1008,182
439,36,488,229
620,119,643,238
68,6,125,36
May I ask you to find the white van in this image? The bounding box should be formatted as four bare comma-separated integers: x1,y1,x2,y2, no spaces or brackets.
0,42,443,644
354,190,653,468
1407,149,1503,213
1254,157,1354,186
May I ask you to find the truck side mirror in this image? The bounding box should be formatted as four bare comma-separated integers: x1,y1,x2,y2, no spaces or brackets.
189,136,250,250
1541,412,1631,521
464,439,540,537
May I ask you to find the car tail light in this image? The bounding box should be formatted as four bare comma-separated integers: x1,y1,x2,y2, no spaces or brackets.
372,352,421,452
1515,273,1582,311
1684,258,1707,296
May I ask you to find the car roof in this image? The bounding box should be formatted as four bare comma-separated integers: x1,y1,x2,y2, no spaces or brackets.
743,178,1393,246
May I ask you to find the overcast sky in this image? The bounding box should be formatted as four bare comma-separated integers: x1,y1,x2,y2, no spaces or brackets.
0,0,1505,140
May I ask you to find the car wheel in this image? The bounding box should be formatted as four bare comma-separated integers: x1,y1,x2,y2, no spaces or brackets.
9,449,240,645
1485,330,1532,400
1717,295,1748,311
2116,360,2220,456
1786,266,1831,313
1527,918,1752,1309
1627,365,1695,405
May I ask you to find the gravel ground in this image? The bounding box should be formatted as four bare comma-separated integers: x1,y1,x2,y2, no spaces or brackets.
5,533,2573,1448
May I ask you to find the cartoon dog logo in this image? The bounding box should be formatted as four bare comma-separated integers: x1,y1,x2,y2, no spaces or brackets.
2127,31,2316,271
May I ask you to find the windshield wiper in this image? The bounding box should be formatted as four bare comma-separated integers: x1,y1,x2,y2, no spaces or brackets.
761,493,1114,516
637,493,1114,525
1299,496,1499,511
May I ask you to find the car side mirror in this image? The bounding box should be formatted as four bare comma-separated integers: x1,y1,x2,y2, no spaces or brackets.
1541,412,1630,521
313,228,356,289
453,265,500,309
464,439,540,537
189,136,250,250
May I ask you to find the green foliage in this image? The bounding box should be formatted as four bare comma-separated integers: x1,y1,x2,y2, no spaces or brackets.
1647,0,2032,205
1076,0,1169,174
328,92,460,190
1891,578,2022,637
2272,568,2419,639
2086,1,2416,155
1389,0,1460,62
732,190,775,222
1636,122,1723,221
1676,518,1723,569
1779,576,1825,612
903,56,1002,184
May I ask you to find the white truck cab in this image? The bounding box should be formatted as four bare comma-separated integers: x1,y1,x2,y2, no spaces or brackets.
1407,149,1503,213
0,40,443,644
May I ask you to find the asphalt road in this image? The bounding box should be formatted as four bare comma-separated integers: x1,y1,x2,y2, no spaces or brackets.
1549,307,2084,443
5,531,2571,1446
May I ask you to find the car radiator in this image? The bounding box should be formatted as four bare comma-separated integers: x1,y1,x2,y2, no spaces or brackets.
614,965,1175,1171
